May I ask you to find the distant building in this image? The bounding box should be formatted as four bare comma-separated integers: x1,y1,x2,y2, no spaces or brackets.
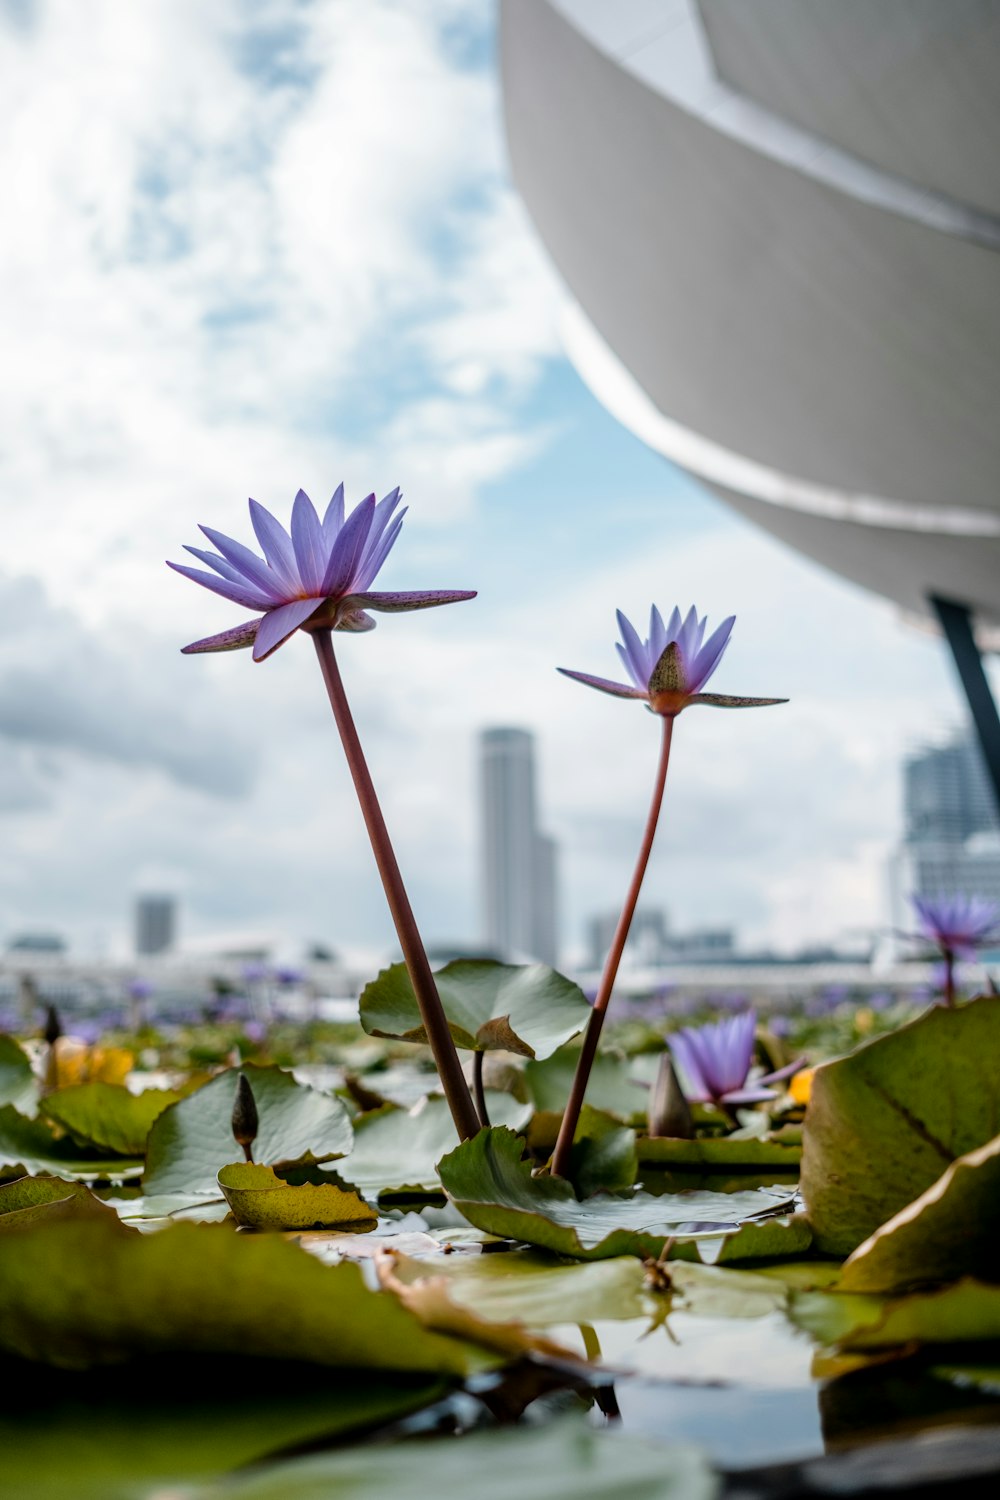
479,728,559,966
135,894,177,956
5,932,67,957
891,735,1000,926
587,907,734,969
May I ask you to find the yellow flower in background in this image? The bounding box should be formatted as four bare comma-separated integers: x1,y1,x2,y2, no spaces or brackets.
789,1067,815,1106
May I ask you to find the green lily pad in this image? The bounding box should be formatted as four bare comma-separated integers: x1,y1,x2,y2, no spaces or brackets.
0,1035,37,1115
839,1132,1000,1293
676,1212,814,1266
790,1278,1000,1349
182,1417,716,1500
800,996,1000,1254
0,1356,447,1500
42,1083,181,1156
567,1105,637,1197
359,959,591,1058
0,1105,143,1182
0,1216,497,1373
144,1065,353,1195
667,1261,789,1319
385,1247,654,1326
524,1047,645,1122
343,1094,529,1197
438,1127,797,1261
638,1128,802,1171
0,1175,130,1234
218,1163,378,1231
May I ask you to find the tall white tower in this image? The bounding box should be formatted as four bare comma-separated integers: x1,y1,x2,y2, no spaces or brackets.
480,728,558,965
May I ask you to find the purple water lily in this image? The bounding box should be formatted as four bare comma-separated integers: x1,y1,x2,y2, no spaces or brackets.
669,1012,803,1110
172,483,482,1144
910,892,1000,1006
169,485,475,662
548,603,786,1180
559,605,785,717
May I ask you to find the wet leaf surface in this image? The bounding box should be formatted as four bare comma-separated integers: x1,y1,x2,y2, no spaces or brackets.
144,1065,353,1195
790,1277,1000,1349
438,1128,797,1260
524,1047,646,1122
0,1105,143,1182
360,959,592,1058
800,996,1000,1254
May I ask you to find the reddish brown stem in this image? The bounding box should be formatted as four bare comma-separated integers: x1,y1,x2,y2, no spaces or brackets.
551,716,674,1179
312,630,480,1142
944,947,956,1008
473,1049,490,1129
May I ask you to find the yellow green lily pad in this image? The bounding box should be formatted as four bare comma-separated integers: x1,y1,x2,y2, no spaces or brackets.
217,1162,378,1232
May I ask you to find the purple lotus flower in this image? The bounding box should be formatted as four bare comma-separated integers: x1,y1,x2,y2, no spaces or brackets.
911,893,1000,960
558,605,785,716
669,1011,802,1108
169,485,475,662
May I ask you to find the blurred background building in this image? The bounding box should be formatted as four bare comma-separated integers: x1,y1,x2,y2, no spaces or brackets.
134,893,177,957
479,727,559,965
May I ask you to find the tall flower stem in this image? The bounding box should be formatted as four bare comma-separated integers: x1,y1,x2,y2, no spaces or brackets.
551,716,675,1179
943,947,956,1008
312,629,481,1142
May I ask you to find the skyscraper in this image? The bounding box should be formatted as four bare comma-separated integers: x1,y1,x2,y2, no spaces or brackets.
479,728,558,966
135,894,177,956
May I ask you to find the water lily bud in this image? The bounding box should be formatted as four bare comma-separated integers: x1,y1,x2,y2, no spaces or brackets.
232,1073,259,1162
648,1053,695,1139
42,1004,62,1048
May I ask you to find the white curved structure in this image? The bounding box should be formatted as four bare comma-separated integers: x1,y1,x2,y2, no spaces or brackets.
500,0,1000,637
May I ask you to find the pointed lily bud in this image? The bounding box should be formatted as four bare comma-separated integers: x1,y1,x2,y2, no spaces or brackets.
232,1073,259,1163
43,1004,62,1047
648,1053,695,1139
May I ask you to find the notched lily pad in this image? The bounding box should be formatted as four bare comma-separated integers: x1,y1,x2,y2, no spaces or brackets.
359,959,591,1059
800,996,1000,1255
42,1083,181,1157
438,1127,797,1261
144,1065,353,1196
0,1217,498,1373
839,1132,1000,1293
218,1162,378,1232
0,1175,132,1234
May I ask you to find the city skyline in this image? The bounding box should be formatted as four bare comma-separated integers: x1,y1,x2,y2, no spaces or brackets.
480,726,558,965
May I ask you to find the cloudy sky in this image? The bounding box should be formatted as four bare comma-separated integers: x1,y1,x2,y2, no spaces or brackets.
0,0,986,965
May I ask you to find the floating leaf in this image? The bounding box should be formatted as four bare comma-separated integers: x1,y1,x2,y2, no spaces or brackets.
800,996,1000,1254
0,1356,447,1499
0,1036,37,1115
218,1163,378,1232
343,1094,528,1198
0,1175,130,1234
42,1083,181,1157
383,1247,654,1327
144,1065,353,1195
637,1128,802,1172
679,1213,813,1267
181,1417,716,1500
839,1133,1000,1293
360,959,591,1058
0,1217,497,1373
0,1105,142,1182
376,1252,587,1364
790,1278,1000,1350
438,1128,797,1261
667,1261,789,1320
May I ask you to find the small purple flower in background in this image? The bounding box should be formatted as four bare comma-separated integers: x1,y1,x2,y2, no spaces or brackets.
169,485,475,662
669,1011,803,1111
909,892,1000,1006
274,965,306,987
559,605,786,717
127,979,154,1002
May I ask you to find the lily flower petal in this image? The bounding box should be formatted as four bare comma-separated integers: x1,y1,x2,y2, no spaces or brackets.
321,494,376,596
181,619,260,654
350,588,477,613
252,598,322,662
198,525,288,604
321,482,346,547
556,668,648,699
290,489,327,594
249,500,299,591
166,561,275,612
687,693,789,709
